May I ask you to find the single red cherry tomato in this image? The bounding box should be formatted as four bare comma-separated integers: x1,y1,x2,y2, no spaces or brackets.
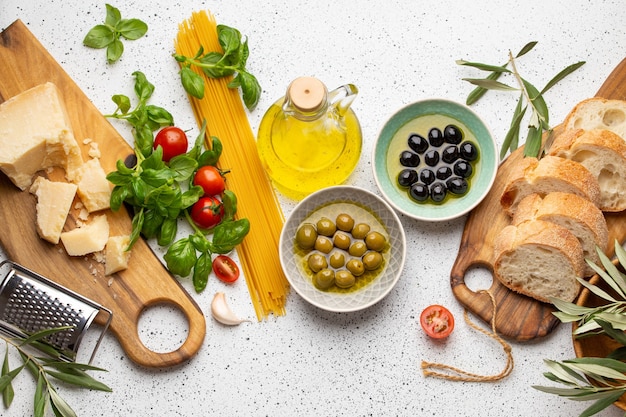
213,255,240,283
193,165,226,196
154,126,188,162
420,305,455,339
190,196,224,229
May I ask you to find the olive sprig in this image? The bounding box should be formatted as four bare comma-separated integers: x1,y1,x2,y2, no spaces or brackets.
457,41,585,160
1,327,111,417
533,241,626,416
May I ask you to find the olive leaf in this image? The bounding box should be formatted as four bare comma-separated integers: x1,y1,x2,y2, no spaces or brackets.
458,41,585,159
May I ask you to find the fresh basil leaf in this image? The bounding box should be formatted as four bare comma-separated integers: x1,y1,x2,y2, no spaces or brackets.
181,186,203,209
111,94,131,114
145,105,174,128
140,168,172,188
180,67,205,99
211,218,250,254
141,148,166,170
190,233,211,252
200,52,233,78
106,39,124,63
231,71,261,110
158,217,178,246
164,238,197,277
83,25,115,49
193,252,212,292
134,124,154,158
132,71,155,101
105,4,122,26
128,208,145,248
117,18,148,40
197,136,223,166
221,189,238,221
168,155,198,182
217,25,242,57
141,209,164,239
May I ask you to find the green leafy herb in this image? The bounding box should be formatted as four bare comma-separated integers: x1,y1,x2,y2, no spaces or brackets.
83,4,148,63
533,240,626,416
173,24,262,111
457,41,585,159
105,73,250,292
1,327,111,417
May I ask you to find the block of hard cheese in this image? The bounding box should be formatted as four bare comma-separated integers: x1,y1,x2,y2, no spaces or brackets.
29,176,77,244
105,235,131,275
0,82,83,190
60,214,109,256
76,158,111,212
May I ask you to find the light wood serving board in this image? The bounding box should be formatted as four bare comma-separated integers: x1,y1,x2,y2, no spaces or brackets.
450,57,626,341
0,20,206,367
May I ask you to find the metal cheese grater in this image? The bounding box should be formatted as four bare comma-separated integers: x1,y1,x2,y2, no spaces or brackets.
0,260,112,363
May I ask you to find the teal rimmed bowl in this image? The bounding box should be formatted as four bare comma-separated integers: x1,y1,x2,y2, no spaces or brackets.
372,99,499,221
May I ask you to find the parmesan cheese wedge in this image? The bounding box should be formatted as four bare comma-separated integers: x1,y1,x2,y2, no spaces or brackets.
0,82,83,189
29,176,77,244
105,235,131,275
76,158,112,212
60,214,109,256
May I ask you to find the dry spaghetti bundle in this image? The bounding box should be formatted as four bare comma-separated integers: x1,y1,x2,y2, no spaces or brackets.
175,10,289,320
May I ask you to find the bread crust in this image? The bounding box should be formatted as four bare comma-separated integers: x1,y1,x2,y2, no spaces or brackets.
563,98,626,139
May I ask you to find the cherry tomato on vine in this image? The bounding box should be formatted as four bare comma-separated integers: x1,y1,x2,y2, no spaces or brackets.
154,126,188,162
420,305,455,339
213,255,240,283
190,196,224,229
193,165,226,196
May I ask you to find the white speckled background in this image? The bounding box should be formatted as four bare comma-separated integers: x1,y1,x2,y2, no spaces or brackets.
1,1,625,416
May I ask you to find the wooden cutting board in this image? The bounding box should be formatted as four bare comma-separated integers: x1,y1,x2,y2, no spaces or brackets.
450,57,626,341
0,20,206,367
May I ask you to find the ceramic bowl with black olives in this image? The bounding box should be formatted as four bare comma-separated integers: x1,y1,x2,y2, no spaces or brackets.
372,99,499,221
279,186,406,312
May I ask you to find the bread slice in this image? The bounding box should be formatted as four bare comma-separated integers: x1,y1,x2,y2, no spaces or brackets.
500,155,601,216
563,98,626,139
512,192,608,276
548,128,626,212
493,220,585,303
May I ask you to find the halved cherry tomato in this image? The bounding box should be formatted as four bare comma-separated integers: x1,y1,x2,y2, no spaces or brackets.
190,196,224,229
420,304,455,339
193,165,226,196
154,126,188,162
213,255,240,283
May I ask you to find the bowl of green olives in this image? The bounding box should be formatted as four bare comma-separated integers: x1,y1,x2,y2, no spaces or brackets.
279,185,406,312
372,99,499,221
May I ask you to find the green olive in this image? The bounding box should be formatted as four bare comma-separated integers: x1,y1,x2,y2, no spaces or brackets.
314,269,335,290
351,223,371,240
329,251,346,268
314,236,334,253
348,241,367,257
333,232,351,250
346,259,365,277
295,223,318,250
336,213,355,232
335,270,356,288
316,217,336,236
362,251,383,270
308,253,328,272
365,231,386,252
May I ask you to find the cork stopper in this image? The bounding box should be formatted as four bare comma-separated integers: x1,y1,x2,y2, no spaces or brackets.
287,77,327,112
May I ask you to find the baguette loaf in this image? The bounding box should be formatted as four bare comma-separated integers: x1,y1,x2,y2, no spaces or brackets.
563,98,626,139
547,128,626,212
500,155,601,216
493,219,585,303
512,192,608,276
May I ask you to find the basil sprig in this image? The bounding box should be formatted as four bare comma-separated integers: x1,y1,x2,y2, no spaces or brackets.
173,24,262,111
457,41,585,160
83,4,148,63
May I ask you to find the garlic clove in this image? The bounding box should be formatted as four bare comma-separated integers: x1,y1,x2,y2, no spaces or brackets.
211,292,250,326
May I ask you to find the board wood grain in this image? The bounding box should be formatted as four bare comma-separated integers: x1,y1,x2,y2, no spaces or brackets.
450,57,626,341
0,20,206,367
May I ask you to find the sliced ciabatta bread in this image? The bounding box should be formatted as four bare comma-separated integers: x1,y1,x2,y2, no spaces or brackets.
512,192,608,276
563,98,626,139
500,155,601,216
493,219,585,303
547,128,626,212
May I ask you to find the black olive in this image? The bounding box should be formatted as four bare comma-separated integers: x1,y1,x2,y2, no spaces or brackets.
428,127,444,147
460,141,479,161
453,160,473,178
424,149,440,166
441,145,459,163
430,182,447,203
124,153,138,169
397,169,418,188
407,133,428,154
436,166,452,180
446,177,469,195
444,124,463,144
419,168,435,185
409,183,429,202
399,150,420,167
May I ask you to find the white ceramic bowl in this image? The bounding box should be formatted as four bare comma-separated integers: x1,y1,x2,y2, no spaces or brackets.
279,186,406,312
372,99,499,221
